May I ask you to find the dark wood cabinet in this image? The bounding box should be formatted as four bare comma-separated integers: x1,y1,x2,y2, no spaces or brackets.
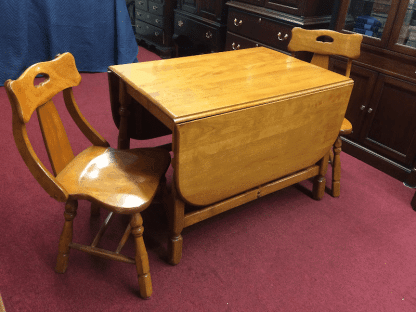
173,0,229,55
225,0,336,54
134,0,177,58
333,0,416,186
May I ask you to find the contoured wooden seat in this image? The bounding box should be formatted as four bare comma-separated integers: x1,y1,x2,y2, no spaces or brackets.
5,53,171,299
288,28,363,197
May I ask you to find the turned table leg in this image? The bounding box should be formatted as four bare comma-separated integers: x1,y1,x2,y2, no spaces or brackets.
168,182,185,265
313,153,329,200
117,79,131,150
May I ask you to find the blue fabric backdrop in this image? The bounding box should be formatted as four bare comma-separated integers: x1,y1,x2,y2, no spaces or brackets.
0,0,138,86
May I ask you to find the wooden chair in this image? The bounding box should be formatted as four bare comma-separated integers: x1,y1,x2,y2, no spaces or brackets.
5,53,171,299
288,27,363,197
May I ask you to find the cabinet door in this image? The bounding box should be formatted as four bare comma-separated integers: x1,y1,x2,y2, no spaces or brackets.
387,0,416,57
329,59,378,140
360,74,416,166
336,0,401,48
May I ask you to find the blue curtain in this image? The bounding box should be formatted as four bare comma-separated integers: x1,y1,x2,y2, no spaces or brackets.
0,0,138,86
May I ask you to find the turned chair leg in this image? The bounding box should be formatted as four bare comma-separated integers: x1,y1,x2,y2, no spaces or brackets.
56,200,78,273
131,213,152,299
332,136,342,197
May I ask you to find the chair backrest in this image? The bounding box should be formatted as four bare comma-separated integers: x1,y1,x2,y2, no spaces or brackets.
287,28,363,78
5,52,108,202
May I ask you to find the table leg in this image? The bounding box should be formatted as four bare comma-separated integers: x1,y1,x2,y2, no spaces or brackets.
167,181,185,265
313,153,329,200
117,79,131,150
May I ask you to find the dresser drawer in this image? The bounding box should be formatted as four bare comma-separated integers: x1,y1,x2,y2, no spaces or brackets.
174,12,223,52
135,0,148,12
227,8,292,51
136,10,165,28
225,32,261,50
148,1,164,15
135,21,164,45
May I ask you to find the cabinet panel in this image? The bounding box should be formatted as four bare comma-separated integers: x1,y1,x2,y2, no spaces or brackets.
329,59,379,140
361,74,416,165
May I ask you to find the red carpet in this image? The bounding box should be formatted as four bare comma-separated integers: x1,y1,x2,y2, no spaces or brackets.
1,47,416,311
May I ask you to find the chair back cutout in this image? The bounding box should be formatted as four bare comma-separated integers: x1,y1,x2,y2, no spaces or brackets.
288,28,363,77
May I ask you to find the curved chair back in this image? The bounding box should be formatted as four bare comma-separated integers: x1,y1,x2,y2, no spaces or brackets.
288,27,363,77
5,53,108,202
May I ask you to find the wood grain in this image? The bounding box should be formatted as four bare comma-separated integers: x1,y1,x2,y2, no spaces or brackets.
109,47,351,124
175,84,353,206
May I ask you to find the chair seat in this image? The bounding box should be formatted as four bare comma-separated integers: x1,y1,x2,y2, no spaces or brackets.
56,146,171,213
339,118,352,135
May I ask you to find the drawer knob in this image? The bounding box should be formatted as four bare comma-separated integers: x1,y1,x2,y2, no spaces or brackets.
152,5,158,10
232,42,241,50
368,108,373,113
178,20,184,27
360,105,366,110
138,1,144,4
155,32,160,36
234,18,243,26
155,19,160,24
206,31,213,39
277,32,289,41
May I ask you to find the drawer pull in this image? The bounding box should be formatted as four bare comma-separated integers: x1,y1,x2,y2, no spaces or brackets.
154,32,160,36
258,18,262,23
368,108,373,113
178,20,184,27
206,31,213,39
360,105,366,110
232,42,241,50
277,32,289,41
152,5,158,10
138,1,144,4
234,18,243,26
155,19,160,24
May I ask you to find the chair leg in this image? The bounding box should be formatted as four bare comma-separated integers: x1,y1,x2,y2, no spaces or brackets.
56,200,78,274
332,136,342,197
131,213,152,299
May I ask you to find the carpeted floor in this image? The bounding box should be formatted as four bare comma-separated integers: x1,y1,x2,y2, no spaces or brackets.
1,46,416,312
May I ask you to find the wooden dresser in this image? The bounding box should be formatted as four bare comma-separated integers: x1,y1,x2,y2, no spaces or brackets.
134,0,177,58
332,0,416,186
225,0,336,53
172,0,229,55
